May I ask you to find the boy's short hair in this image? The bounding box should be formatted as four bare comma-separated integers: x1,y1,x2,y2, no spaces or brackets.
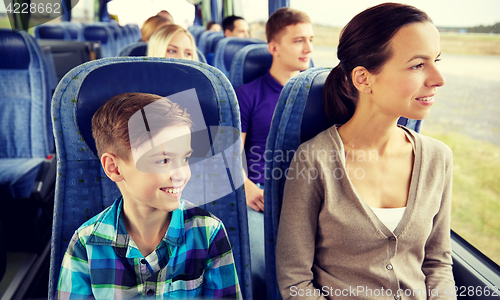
222,15,245,32
266,7,311,43
91,93,192,161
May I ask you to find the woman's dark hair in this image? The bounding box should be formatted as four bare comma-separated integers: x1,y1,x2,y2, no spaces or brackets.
323,3,432,123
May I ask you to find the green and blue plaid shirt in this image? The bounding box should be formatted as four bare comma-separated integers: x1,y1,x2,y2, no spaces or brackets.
57,197,241,299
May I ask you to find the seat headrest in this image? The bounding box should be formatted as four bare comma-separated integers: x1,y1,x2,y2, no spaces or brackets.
76,60,219,156
301,70,337,143
0,30,30,69
36,25,66,40
128,43,147,56
223,38,266,71
242,45,272,85
83,26,109,43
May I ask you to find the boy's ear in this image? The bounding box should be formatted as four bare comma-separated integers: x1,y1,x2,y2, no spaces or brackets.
101,153,124,182
351,66,372,94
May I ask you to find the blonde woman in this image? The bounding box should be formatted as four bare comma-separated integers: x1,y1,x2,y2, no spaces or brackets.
147,24,198,61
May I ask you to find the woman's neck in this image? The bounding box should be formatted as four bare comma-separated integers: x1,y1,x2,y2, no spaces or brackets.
338,102,403,155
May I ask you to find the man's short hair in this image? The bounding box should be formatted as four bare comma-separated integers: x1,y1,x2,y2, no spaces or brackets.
222,15,245,32
266,7,311,43
91,93,192,161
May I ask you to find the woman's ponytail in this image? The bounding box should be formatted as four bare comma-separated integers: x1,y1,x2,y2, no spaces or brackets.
323,64,356,124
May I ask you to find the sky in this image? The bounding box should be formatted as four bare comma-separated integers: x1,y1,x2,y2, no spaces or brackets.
2,0,499,29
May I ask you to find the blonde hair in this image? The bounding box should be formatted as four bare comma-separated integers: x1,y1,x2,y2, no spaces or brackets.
147,24,199,61
141,15,170,42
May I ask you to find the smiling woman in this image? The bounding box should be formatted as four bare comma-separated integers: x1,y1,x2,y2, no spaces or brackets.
276,3,455,299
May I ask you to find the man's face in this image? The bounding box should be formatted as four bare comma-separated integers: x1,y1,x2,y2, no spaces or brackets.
225,19,250,38
272,22,314,72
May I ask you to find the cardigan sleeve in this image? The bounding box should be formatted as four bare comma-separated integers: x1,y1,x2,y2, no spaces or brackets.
422,146,457,299
276,146,327,300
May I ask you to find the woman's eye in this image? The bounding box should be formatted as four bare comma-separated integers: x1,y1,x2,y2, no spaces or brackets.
412,63,424,70
185,52,192,57
167,49,176,54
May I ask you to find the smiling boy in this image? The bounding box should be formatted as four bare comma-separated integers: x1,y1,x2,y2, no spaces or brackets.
57,92,241,299
234,7,313,299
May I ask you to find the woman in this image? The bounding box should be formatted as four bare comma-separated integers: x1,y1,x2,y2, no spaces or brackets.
147,24,198,61
276,3,455,300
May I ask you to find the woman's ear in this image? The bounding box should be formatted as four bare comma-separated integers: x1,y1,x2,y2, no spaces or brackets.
351,66,372,94
101,153,124,182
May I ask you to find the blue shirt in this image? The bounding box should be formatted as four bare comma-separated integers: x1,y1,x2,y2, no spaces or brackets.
236,72,283,184
57,197,241,299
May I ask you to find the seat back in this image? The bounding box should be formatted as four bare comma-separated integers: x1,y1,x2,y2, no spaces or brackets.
188,26,206,45
48,57,251,299
229,44,272,89
198,30,221,55
213,37,266,76
0,29,53,159
263,67,423,300
205,33,225,56
82,24,117,57
35,24,71,40
117,42,207,63
60,22,83,41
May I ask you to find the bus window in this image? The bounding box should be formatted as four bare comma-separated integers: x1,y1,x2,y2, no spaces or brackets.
291,0,500,266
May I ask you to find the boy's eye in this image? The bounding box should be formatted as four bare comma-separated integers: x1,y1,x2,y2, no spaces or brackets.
182,156,191,162
156,158,170,165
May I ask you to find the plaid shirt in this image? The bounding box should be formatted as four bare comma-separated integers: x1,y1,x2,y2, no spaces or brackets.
57,197,241,299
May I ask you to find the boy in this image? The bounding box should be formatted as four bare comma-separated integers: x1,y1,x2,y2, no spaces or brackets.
235,7,313,299
57,92,241,299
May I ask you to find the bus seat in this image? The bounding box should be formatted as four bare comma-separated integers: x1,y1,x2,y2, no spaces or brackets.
229,44,272,89
0,220,5,282
48,57,252,299
82,24,117,57
127,24,141,42
263,67,423,300
117,42,207,64
213,37,266,76
198,30,221,55
0,29,56,251
188,26,205,46
35,24,71,40
59,22,83,41
204,33,225,64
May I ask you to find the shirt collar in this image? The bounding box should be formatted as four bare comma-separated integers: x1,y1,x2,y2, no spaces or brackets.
86,197,186,253
264,71,284,93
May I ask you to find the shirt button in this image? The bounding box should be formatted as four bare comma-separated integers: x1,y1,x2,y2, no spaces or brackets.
386,264,393,270
394,295,401,300
141,259,147,264
147,289,155,296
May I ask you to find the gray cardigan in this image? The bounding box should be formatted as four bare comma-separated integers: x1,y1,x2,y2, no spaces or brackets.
276,125,456,300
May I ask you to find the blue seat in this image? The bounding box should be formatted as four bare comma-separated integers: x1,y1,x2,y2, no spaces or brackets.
82,24,117,57
188,25,206,46
204,33,225,61
0,29,56,250
229,44,272,89
48,57,251,299
263,67,423,300
198,31,222,55
59,22,83,41
35,24,71,40
117,42,207,64
213,37,266,76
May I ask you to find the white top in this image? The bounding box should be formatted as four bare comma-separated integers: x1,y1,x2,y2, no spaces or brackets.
370,206,407,232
